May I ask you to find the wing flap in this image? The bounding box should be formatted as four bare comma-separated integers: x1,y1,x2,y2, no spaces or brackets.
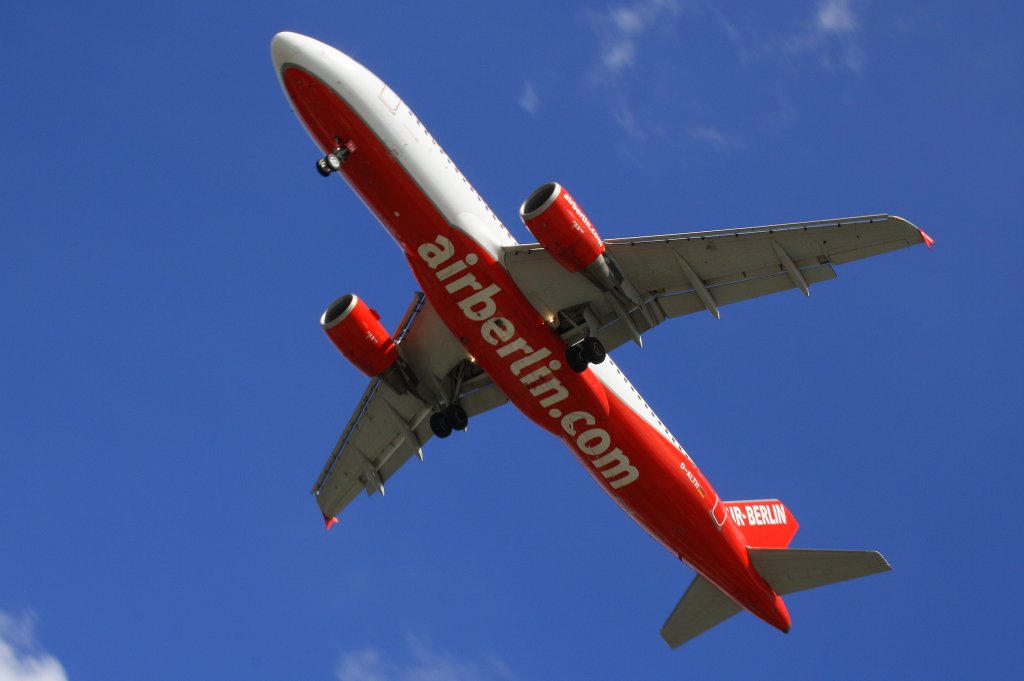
569,265,836,352
656,264,837,318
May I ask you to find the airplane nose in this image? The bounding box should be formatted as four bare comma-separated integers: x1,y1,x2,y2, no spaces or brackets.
271,31,303,67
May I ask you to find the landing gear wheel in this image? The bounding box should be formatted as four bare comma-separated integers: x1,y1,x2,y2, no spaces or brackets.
316,158,332,177
326,152,344,172
444,403,469,431
581,337,606,365
567,345,589,373
429,412,453,438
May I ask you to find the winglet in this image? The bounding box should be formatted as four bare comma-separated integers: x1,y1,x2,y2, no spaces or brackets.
323,514,339,531
917,228,935,248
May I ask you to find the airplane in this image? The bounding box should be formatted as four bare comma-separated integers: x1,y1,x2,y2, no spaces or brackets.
270,31,933,648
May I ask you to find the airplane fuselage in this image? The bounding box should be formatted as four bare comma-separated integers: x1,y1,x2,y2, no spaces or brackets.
273,33,790,632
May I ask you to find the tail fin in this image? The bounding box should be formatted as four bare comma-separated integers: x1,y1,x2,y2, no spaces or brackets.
724,499,799,548
748,548,891,595
660,575,742,649
661,498,889,649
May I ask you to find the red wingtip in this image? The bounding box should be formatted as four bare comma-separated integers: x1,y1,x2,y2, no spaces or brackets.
323,514,339,531
918,228,935,248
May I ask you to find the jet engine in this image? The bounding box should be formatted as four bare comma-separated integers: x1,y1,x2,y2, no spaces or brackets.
519,182,616,288
321,294,398,377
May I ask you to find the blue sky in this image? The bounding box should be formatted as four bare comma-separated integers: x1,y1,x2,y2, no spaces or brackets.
2,1,1022,679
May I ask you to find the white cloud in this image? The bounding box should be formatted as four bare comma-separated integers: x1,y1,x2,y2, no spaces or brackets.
0,612,69,681
518,80,539,116
718,0,868,74
817,0,859,34
584,1,685,141
335,635,519,681
602,41,637,74
587,0,683,78
336,648,389,681
788,0,867,72
613,101,650,141
611,6,646,35
687,125,744,153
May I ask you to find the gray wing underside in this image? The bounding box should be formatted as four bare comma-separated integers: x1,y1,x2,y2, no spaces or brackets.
502,214,928,353
312,294,507,521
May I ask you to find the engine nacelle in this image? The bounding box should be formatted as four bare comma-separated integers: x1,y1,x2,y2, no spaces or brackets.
520,182,606,273
321,294,398,377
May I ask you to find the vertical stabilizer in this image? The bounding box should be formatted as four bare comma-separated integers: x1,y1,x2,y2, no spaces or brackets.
724,499,799,548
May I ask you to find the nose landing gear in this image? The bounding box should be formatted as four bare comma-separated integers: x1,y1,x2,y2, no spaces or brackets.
315,139,356,177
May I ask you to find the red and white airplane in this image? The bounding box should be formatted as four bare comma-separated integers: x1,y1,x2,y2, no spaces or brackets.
271,31,932,648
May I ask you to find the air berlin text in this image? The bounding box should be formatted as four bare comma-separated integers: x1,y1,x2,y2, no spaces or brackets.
728,503,787,527
417,234,638,489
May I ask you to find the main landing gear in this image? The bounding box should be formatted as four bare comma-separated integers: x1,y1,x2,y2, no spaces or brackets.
428,359,472,438
429,403,469,439
316,140,355,177
567,337,606,373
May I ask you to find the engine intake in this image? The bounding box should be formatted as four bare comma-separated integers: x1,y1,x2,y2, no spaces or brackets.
520,182,605,273
520,182,616,288
321,294,398,377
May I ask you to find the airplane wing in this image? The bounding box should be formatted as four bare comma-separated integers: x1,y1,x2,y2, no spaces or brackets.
312,293,508,524
502,214,931,352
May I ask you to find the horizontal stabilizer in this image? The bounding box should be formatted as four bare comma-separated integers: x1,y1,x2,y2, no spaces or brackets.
660,575,742,649
748,548,891,596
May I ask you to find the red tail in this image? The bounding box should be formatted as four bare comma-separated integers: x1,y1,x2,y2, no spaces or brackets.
723,499,798,548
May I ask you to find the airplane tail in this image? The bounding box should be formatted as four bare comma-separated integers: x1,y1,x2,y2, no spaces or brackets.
660,498,891,649
660,574,742,648
723,498,799,548
747,547,891,596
